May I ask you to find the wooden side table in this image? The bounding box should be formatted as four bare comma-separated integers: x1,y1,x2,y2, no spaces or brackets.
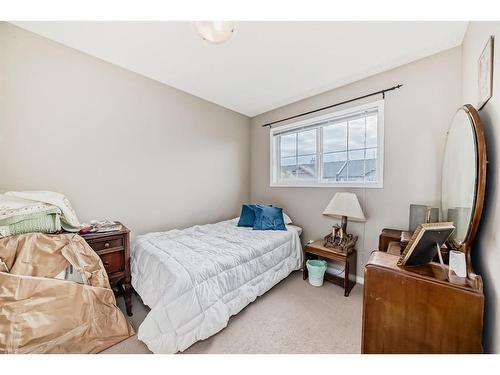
379,228,405,253
81,223,133,316
303,240,356,296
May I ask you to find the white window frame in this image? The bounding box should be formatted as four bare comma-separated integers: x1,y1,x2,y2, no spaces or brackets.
269,100,384,188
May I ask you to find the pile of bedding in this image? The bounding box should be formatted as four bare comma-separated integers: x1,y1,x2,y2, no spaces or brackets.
0,232,134,353
0,191,134,354
0,191,82,237
131,217,303,353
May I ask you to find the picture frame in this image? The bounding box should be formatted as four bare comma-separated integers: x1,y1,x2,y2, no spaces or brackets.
478,36,494,110
398,222,455,267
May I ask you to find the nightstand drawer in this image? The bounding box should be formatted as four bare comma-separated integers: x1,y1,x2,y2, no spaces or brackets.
87,237,124,253
99,251,125,274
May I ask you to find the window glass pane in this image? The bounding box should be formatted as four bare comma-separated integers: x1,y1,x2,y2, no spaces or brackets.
366,114,377,148
297,157,316,180
365,147,377,159
348,118,365,150
323,122,347,153
279,157,316,181
298,155,316,165
280,156,296,166
280,156,297,179
297,154,317,180
365,148,377,181
323,152,347,181
298,129,316,156
324,152,348,163
321,114,378,184
347,149,365,182
280,133,296,158
348,149,365,161
365,160,377,181
280,167,296,180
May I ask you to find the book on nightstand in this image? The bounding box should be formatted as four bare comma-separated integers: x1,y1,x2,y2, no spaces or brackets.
79,220,123,235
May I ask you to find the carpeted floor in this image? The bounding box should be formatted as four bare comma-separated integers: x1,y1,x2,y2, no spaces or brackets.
103,271,363,354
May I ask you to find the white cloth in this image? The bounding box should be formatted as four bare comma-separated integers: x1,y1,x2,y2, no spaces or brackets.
0,194,60,237
0,194,56,221
131,218,302,353
3,191,82,231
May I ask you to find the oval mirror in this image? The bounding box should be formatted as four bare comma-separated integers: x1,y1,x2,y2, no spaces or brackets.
441,105,486,273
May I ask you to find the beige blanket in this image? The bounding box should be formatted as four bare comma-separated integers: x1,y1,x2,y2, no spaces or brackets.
0,233,134,353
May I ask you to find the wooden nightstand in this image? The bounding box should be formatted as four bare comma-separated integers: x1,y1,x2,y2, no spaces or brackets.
81,223,133,316
303,240,357,296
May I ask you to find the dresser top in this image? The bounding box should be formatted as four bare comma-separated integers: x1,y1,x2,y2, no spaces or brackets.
367,251,483,294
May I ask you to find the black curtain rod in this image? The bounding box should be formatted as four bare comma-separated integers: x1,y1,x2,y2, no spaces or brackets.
262,84,403,128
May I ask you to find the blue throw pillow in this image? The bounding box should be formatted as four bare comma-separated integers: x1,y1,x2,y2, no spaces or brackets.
253,205,287,231
252,204,271,229
237,204,256,227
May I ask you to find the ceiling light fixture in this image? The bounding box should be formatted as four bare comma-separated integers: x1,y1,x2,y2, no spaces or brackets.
194,21,235,44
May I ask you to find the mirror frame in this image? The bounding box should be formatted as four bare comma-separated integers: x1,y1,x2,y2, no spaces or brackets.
449,105,487,276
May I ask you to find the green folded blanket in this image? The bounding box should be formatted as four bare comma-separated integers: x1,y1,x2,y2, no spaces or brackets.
0,213,61,237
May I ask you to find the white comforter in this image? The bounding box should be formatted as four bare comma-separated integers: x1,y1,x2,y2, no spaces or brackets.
131,218,302,353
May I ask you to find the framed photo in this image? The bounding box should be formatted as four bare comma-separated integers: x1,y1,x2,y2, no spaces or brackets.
398,222,455,267
478,36,494,110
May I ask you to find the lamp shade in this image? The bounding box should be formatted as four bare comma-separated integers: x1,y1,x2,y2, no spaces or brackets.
323,192,366,222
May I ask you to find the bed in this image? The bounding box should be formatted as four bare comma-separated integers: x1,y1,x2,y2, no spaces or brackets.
131,218,303,353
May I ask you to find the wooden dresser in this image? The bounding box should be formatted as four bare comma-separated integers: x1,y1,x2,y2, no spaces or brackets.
362,251,484,353
362,105,487,354
81,224,133,316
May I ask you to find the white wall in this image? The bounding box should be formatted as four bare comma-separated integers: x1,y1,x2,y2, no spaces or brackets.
461,22,500,353
250,47,462,276
0,22,251,236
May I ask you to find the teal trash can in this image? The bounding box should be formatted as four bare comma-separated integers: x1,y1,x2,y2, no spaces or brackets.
306,259,328,287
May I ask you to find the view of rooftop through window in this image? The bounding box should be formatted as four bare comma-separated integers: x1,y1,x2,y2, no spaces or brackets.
271,101,383,187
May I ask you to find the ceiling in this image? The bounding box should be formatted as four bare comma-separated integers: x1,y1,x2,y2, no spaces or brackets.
12,21,468,117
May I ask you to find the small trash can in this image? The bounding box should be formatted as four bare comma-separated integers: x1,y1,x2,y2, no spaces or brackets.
306,259,328,287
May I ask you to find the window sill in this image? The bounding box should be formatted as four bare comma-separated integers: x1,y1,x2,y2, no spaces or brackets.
270,182,383,189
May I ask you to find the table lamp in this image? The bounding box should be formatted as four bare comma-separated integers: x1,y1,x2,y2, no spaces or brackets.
322,192,366,251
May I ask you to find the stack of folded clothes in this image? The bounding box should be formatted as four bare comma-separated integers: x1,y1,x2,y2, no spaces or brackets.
0,190,83,237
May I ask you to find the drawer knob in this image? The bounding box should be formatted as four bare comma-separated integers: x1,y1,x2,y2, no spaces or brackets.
103,261,110,266
104,242,110,248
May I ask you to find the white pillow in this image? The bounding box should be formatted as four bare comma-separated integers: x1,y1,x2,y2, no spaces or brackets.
283,212,293,225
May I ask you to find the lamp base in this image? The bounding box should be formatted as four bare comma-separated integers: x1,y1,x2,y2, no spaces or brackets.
341,215,348,233
324,223,358,253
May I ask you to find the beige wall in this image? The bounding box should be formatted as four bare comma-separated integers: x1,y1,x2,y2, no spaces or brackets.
461,22,500,353
0,22,251,236
250,47,462,277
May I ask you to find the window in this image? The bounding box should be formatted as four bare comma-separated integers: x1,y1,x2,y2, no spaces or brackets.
270,100,384,187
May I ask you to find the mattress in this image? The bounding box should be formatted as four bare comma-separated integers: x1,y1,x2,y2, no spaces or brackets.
287,224,302,236
131,218,302,353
